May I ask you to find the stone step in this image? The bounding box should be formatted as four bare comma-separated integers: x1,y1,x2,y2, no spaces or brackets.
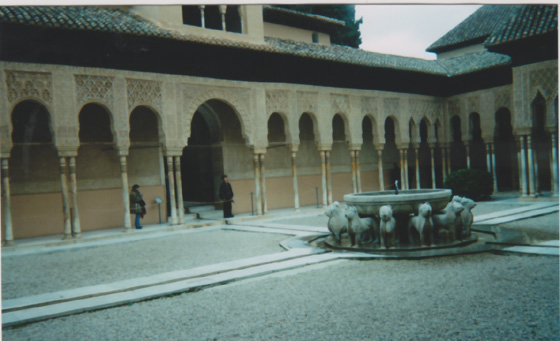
185,205,217,214
198,210,225,220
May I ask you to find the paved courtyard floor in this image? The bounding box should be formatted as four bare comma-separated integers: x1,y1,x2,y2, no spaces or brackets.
2,196,559,340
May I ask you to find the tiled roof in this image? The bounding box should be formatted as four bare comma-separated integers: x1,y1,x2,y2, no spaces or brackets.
427,5,523,53
0,6,510,77
486,4,557,46
427,5,557,53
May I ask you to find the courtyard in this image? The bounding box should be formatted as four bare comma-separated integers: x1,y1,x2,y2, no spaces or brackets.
2,195,559,340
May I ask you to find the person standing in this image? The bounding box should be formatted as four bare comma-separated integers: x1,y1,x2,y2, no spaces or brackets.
130,184,145,229
219,175,234,218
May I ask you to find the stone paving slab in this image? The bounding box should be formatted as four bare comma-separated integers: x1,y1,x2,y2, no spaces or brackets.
475,206,559,225
2,251,340,327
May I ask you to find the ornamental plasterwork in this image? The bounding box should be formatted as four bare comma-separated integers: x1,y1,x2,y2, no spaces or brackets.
361,97,378,116
126,78,162,112
182,84,252,142
448,100,460,116
74,74,114,109
297,91,318,114
409,99,440,124
467,96,480,114
494,89,511,112
330,94,349,114
55,126,79,147
265,90,289,114
383,98,400,116
5,71,52,105
530,67,558,99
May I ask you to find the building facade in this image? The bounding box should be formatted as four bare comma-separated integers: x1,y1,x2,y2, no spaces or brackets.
0,4,557,243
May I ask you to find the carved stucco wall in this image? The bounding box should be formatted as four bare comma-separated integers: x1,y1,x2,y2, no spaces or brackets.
514,60,558,133
182,84,253,147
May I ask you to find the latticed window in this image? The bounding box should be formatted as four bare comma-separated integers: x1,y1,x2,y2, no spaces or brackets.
182,5,241,33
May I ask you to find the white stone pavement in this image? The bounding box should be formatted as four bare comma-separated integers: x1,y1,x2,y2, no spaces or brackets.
2,199,558,327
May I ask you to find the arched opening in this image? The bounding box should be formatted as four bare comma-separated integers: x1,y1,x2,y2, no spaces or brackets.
433,122,444,187
407,119,418,189
129,106,164,223
494,108,518,191
418,119,432,188
469,113,486,170
331,114,352,198
9,100,60,238
266,112,293,209
181,100,246,205
77,103,122,231
531,93,552,192
450,116,467,171
359,116,379,191
296,113,322,206
383,117,400,187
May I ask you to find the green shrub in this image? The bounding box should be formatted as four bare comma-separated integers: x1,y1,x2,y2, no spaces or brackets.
443,169,493,201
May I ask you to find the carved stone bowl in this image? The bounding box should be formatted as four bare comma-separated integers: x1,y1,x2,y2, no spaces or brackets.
343,189,452,216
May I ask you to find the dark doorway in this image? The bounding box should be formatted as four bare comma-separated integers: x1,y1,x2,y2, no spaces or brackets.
531,93,552,192
450,116,467,171
469,113,487,170
494,108,518,190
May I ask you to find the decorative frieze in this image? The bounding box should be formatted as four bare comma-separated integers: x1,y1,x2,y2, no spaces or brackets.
74,74,114,109
331,94,349,114
467,96,480,114
5,70,52,105
361,97,378,116
530,67,558,99
297,91,318,114
126,78,162,112
383,98,399,115
448,100,460,116
409,99,441,123
494,88,511,111
266,90,289,114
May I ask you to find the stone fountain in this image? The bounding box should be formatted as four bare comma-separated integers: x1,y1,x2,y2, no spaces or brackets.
323,182,478,252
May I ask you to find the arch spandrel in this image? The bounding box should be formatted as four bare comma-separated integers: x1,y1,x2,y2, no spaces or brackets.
182,85,253,147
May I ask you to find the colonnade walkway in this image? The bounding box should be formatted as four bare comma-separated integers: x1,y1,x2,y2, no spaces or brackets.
2,194,558,327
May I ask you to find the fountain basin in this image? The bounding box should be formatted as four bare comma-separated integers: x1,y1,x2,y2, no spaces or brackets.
343,189,452,216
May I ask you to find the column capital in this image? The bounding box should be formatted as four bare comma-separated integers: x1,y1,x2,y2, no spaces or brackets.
57,149,78,158
348,143,361,151
289,144,299,153
253,146,267,154
163,147,183,157
374,143,385,151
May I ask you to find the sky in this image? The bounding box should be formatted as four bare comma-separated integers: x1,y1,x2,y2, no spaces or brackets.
355,4,482,60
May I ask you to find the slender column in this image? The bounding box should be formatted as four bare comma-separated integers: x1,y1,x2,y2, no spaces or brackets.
326,151,333,205
551,133,559,196
520,136,529,196
486,144,492,176
59,157,72,239
2,159,14,245
376,148,384,191
445,146,451,175
291,152,300,211
403,149,409,190
441,147,447,180
430,147,436,189
399,149,405,190
355,150,362,193
260,154,267,214
67,157,81,237
350,150,357,193
490,144,498,193
253,154,262,215
527,136,536,196
517,138,523,192
320,151,327,207
219,5,227,31
174,156,185,224
466,145,471,169
166,156,178,224
414,148,420,189
120,156,132,232
199,6,206,28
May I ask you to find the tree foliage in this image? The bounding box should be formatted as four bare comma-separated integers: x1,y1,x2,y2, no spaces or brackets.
278,5,362,48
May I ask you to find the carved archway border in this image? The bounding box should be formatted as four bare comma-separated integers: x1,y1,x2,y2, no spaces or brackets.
183,85,253,146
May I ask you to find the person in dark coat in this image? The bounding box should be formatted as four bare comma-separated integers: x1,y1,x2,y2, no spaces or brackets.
219,175,234,218
130,184,145,229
